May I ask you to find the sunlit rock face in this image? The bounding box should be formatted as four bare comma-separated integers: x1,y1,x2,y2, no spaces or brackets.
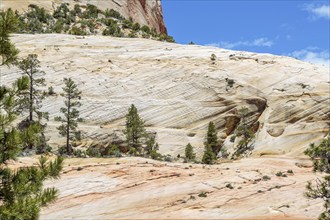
1,0,167,34
1,34,329,156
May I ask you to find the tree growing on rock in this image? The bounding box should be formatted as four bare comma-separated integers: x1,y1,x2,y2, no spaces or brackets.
185,143,196,161
305,135,330,220
124,104,146,153
17,54,47,123
55,78,82,155
0,16,64,218
232,107,255,159
202,122,220,164
17,54,49,150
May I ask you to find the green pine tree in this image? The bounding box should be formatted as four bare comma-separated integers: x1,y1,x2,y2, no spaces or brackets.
232,107,255,159
0,15,63,218
206,121,222,155
185,143,196,161
124,104,146,153
202,145,215,164
0,8,19,68
304,135,330,220
0,156,63,219
55,78,82,155
17,54,47,123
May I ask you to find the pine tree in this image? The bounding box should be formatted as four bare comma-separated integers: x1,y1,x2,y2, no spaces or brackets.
206,121,221,155
124,104,146,152
0,9,19,68
305,135,330,220
232,107,255,159
55,78,82,155
202,145,215,164
185,143,196,161
0,12,63,218
17,54,47,123
0,156,63,219
0,79,29,163
145,134,159,156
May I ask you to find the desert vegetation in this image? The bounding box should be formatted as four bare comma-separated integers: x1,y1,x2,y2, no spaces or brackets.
14,3,175,42
0,2,328,219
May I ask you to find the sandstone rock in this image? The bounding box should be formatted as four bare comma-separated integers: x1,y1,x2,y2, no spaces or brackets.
1,0,167,34
0,34,329,157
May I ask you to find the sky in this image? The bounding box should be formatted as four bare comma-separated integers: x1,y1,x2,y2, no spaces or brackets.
162,0,330,67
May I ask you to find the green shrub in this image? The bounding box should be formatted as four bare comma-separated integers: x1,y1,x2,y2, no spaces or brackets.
122,19,133,29
150,149,162,161
70,26,87,35
226,183,234,189
73,149,86,158
210,53,217,61
141,25,150,34
104,9,124,20
287,169,294,174
132,22,140,31
51,19,64,33
198,192,207,197
86,147,101,157
262,175,271,181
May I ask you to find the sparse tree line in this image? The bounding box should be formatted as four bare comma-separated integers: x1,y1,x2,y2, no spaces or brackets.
14,3,175,42
1,8,329,220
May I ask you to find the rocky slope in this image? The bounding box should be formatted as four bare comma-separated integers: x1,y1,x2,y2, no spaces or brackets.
11,156,323,219
1,0,167,34
1,34,329,157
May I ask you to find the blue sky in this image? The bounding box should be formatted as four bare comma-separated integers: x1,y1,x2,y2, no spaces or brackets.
162,0,330,67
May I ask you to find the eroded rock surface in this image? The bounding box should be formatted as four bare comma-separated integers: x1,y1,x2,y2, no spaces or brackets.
23,156,321,219
1,34,329,157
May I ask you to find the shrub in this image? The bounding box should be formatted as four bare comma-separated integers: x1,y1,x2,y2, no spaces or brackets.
47,86,55,95
70,26,87,35
262,175,271,181
86,147,101,157
226,183,234,189
198,192,207,197
210,53,217,61
275,171,284,177
132,22,140,31
150,149,162,161
122,19,133,29
104,9,124,20
287,169,294,174
141,25,150,34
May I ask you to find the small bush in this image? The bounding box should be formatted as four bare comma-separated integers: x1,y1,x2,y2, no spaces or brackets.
48,86,55,95
104,9,124,20
287,169,294,174
210,53,217,61
198,192,207,197
226,183,234,189
70,26,87,35
150,149,162,161
262,175,271,181
86,147,101,157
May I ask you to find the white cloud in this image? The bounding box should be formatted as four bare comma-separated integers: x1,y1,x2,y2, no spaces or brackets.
288,48,330,67
304,4,330,20
206,38,274,49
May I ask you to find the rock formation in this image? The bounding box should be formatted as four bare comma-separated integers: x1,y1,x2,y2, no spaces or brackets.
1,0,167,34
1,34,329,157
10,156,323,219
